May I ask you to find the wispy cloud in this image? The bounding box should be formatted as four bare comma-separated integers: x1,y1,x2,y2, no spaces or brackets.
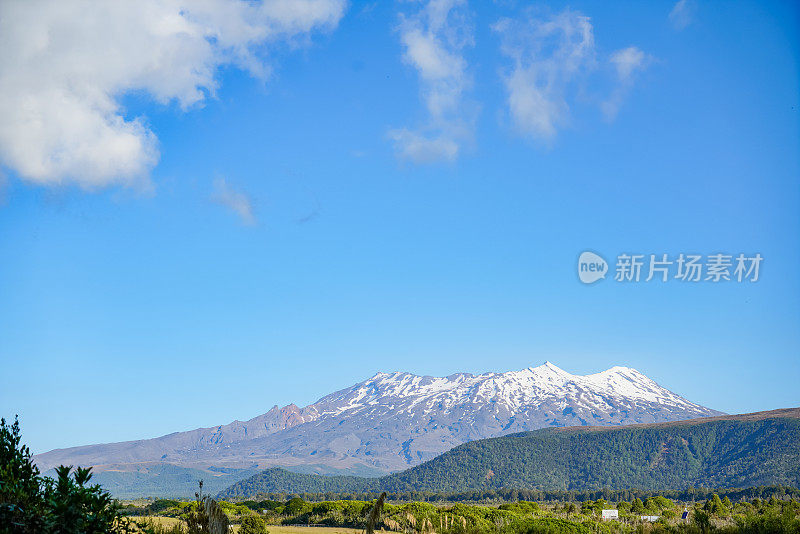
602,46,650,120
211,178,256,226
493,10,596,142
388,0,474,163
388,130,459,164
494,8,649,142
669,0,695,31
0,0,346,190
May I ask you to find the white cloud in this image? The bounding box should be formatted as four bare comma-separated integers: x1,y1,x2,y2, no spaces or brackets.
493,10,596,142
610,47,647,82
388,130,459,163
389,0,474,163
602,46,649,120
669,0,695,31
211,177,256,225
494,9,650,141
0,0,346,189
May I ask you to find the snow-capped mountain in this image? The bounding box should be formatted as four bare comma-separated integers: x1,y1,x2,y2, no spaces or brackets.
312,362,708,422
35,363,721,479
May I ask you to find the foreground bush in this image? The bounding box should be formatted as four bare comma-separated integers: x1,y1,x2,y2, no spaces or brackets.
238,514,268,534
0,416,130,534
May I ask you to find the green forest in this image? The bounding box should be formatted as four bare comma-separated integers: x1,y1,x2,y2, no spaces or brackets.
220,415,800,499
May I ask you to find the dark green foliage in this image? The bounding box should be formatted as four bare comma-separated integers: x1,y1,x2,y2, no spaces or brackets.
0,416,129,534
221,468,368,497
704,493,728,515
220,415,800,498
241,499,282,512
693,509,712,531
0,416,46,533
733,503,800,533
382,417,800,493
652,496,674,510
226,485,799,508
47,465,128,534
283,496,310,516
631,497,645,513
238,514,268,534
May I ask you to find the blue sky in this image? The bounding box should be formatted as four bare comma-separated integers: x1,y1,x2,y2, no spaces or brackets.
0,0,798,454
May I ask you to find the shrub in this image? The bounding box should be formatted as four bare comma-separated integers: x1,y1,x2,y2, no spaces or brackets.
239,514,268,534
0,416,130,534
283,497,309,516
184,481,229,534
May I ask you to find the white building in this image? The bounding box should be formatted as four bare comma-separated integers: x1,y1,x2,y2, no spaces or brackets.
601,509,619,521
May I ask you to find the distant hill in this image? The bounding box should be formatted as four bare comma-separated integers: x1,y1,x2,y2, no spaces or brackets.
219,408,800,499
48,464,261,500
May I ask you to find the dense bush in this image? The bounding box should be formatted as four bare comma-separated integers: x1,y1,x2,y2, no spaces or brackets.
0,416,130,534
238,514,268,534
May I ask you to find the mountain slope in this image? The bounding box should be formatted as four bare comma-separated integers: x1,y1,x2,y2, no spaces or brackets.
219,408,800,498
34,363,721,497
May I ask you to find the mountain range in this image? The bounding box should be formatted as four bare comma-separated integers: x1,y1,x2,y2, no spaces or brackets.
33,362,722,497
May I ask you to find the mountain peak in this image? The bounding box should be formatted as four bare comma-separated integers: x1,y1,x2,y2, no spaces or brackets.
531,361,571,375
604,365,639,374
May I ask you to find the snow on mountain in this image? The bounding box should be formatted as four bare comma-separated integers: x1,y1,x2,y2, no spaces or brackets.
34,363,722,477
311,362,708,419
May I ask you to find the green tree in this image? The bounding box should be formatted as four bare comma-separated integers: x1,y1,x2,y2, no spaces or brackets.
0,416,47,534
631,498,645,514
722,496,732,510
238,515,268,534
46,465,127,534
652,496,673,510
0,416,128,534
704,493,727,515
283,497,308,516
643,497,657,512
593,498,607,513
693,509,712,533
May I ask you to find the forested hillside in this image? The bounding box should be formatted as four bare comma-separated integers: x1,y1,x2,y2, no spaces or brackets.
219,409,800,499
